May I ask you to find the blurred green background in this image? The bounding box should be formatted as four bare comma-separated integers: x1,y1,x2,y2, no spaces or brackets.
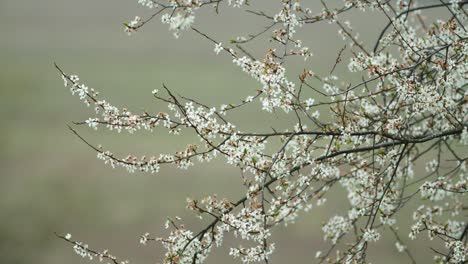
0,1,453,263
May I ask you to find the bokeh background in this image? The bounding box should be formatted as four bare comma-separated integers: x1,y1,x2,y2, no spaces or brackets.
0,1,455,263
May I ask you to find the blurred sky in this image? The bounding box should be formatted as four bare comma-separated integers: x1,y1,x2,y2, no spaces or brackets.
0,1,451,263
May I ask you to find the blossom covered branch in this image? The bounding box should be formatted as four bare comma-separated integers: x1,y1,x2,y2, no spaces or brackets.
58,0,467,263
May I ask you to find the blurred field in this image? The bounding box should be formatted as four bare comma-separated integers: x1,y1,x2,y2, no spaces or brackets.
0,1,453,263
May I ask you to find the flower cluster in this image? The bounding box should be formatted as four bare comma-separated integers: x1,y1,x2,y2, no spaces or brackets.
57,233,129,264
363,228,380,242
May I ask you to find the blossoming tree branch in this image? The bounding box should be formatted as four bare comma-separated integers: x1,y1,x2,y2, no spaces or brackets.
56,0,467,263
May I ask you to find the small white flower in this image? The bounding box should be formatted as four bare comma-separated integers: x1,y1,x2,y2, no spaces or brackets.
138,0,156,9
140,232,150,245
214,42,223,55
363,229,380,242
305,98,315,110
61,75,68,87
70,75,79,82
395,242,406,252
125,16,142,35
